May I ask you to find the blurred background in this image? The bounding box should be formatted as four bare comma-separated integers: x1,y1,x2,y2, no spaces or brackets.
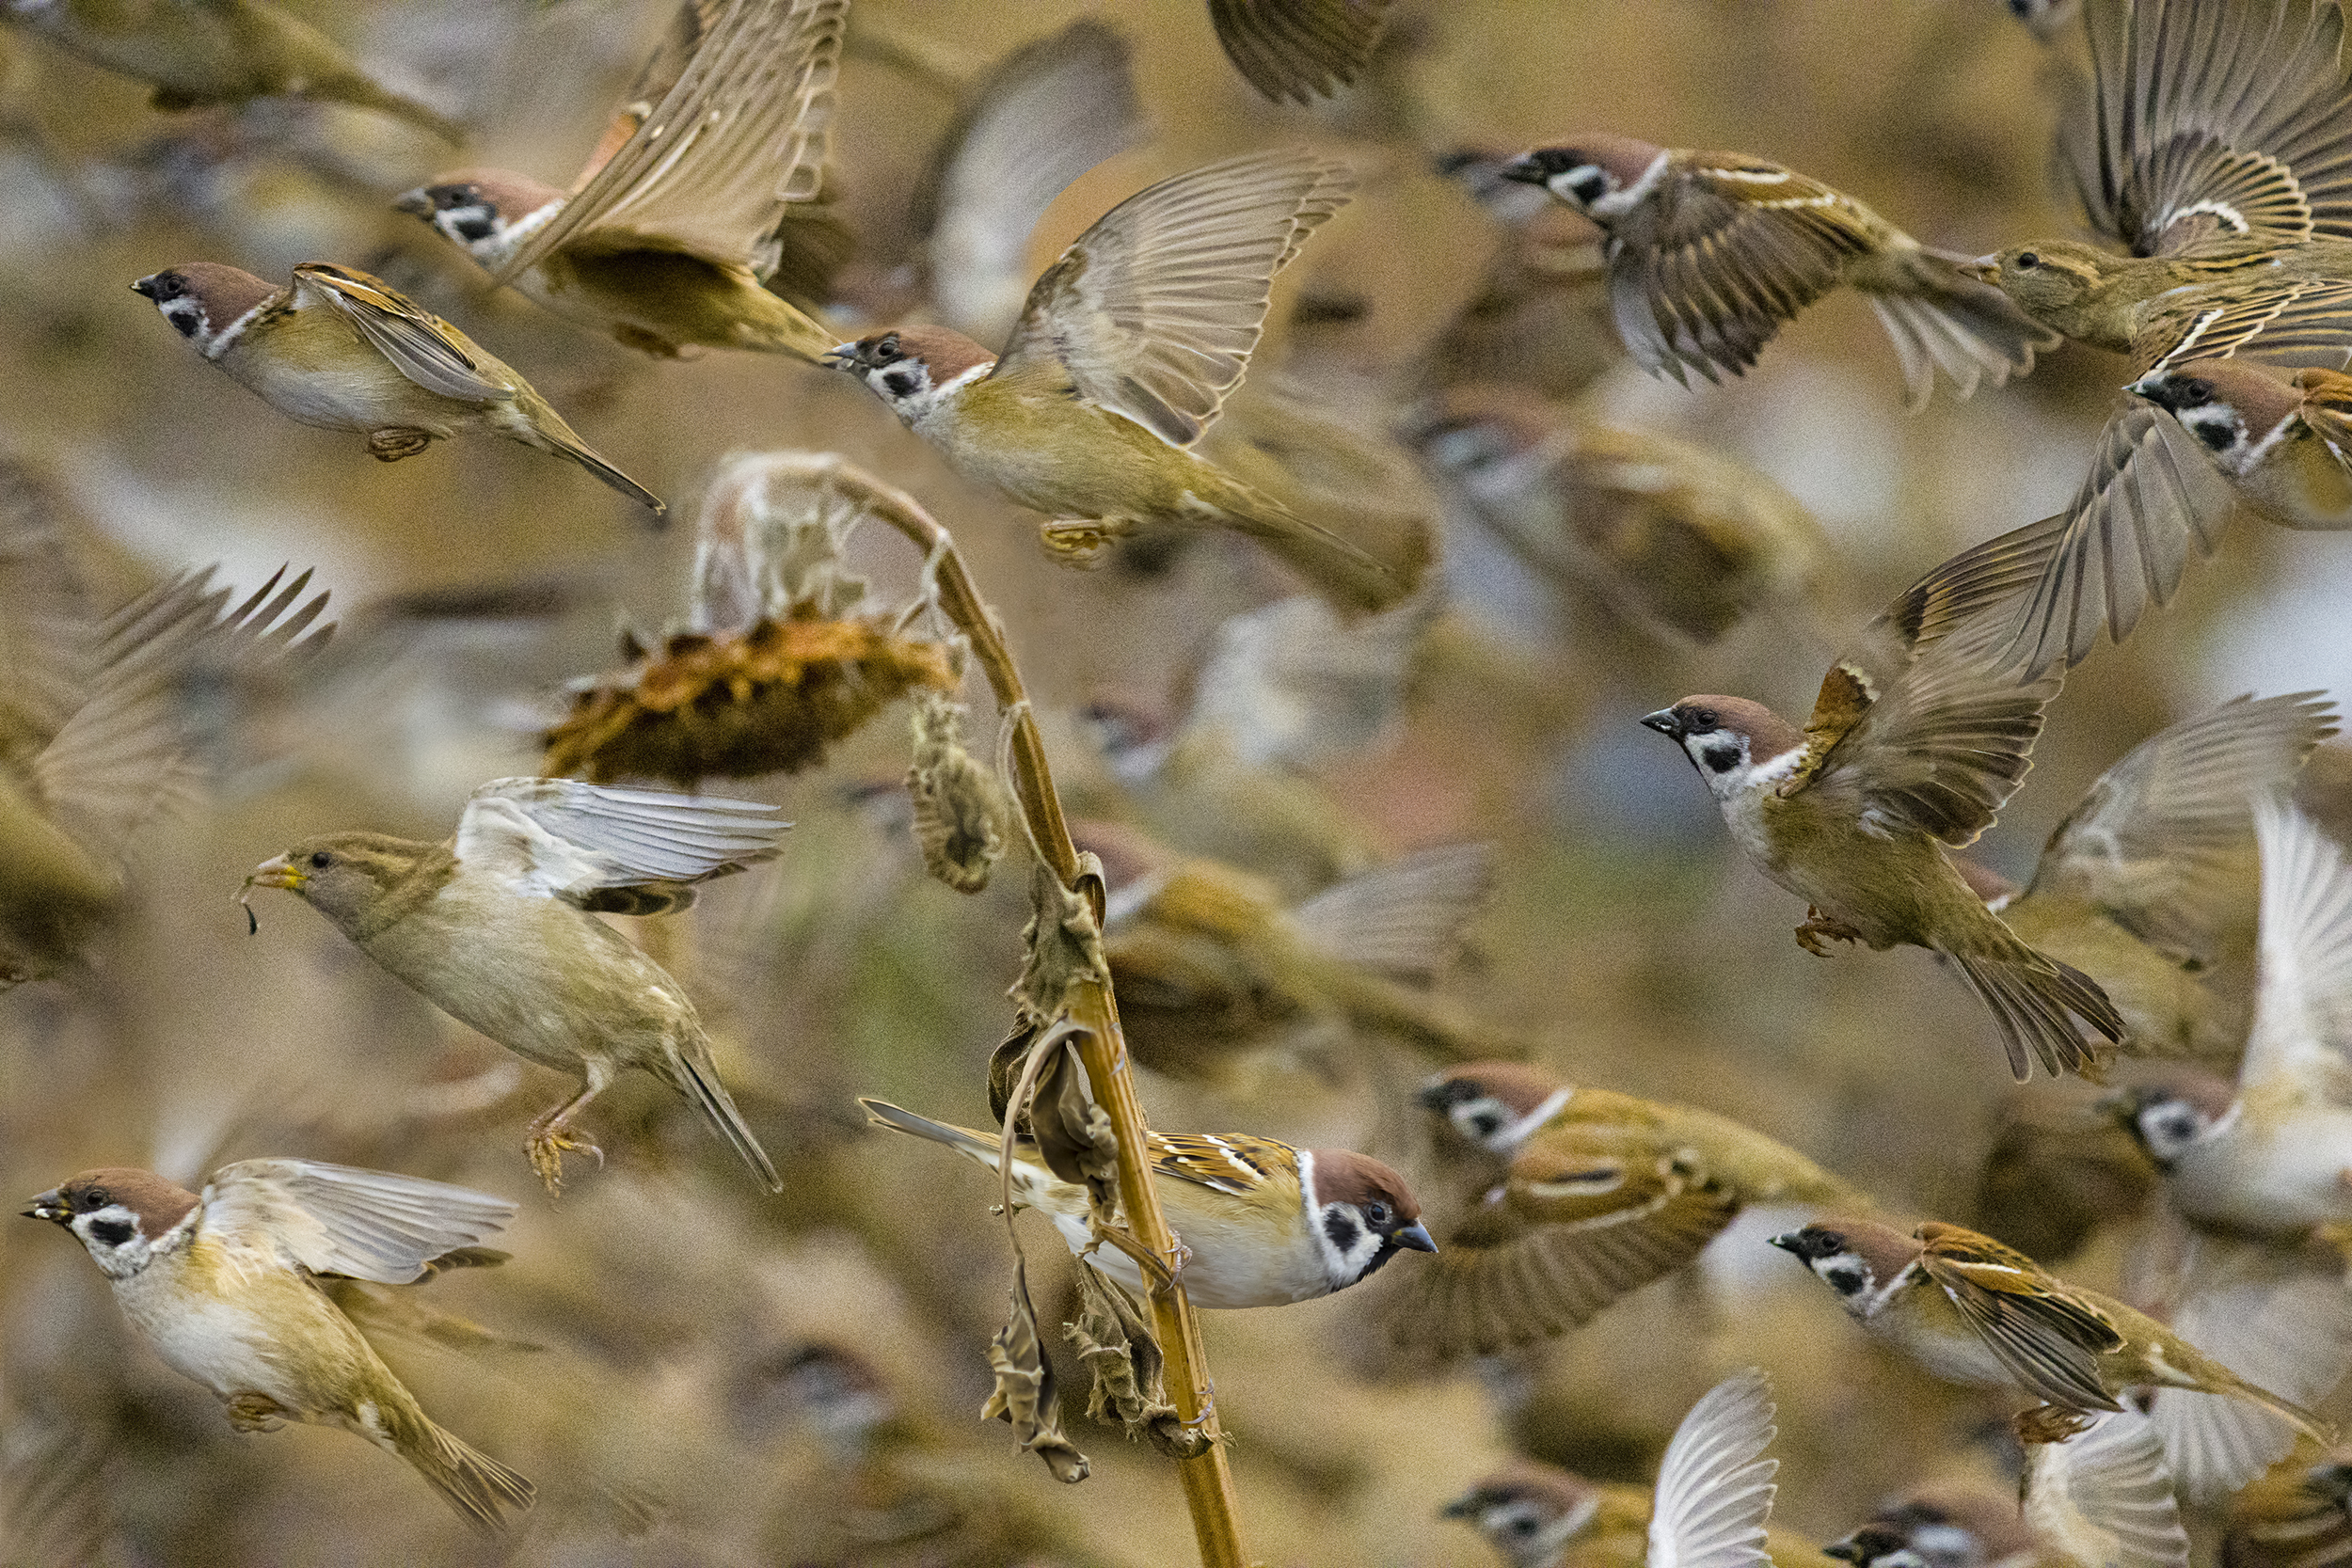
2,0,2342,1563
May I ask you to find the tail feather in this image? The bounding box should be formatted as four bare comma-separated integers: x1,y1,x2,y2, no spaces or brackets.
673,1047,782,1193
858,1097,1002,1163
1948,948,2125,1080
1860,248,2057,410
385,1403,533,1531
551,436,667,523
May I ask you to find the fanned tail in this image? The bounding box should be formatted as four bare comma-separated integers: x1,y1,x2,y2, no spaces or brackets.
1861,246,2058,410
383,1401,533,1531
1947,947,2126,1081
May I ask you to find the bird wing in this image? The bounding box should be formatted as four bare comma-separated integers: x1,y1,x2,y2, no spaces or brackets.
1648,1368,1779,1568
2237,797,2352,1094
496,0,845,282
1916,1224,2126,1412
2020,1410,2189,1568
453,777,787,913
1383,1132,1739,1356
993,149,1353,448
1205,0,1395,105
1996,404,2239,676
2069,0,2352,257
2022,693,2334,965
2138,277,2352,376
1290,842,1494,982
1148,1132,1291,1197
1602,153,1882,387
912,19,1143,343
292,264,512,404
1786,511,2071,846
0,463,96,749
205,1159,516,1286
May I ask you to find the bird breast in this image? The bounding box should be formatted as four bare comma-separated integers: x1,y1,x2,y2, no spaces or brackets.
112,1244,328,1406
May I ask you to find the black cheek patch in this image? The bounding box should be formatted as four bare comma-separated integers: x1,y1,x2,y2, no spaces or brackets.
882,370,920,398
1825,1264,1866,1295
453,213,496,243
1703,743,1741,774
1323,1208,1360,1256
88,1218,134,1246
2193,419,2234,452
168,309,199,339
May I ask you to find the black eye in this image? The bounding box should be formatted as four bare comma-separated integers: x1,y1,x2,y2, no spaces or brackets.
1365,1202,1390,1227
2180,378,2213,404
309,851,332,869
882,369,920,398
1691,707,1719,730
81,1187,109,1211
87,1217,134,1246
2014,251,2040,270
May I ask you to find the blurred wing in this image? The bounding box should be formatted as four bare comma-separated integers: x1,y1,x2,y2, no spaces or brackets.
2025,693,2334,963
2238,797,2352,1092
206,1159,516,1286
1919,1227,2126,1411
498,0,846,280
2073,0,2352,256
1791,512,2071,846
1206,0,1395,104
1291,843,1494,981
456,777,786,911
2021,1410,2189,1568
915,19,1143,342
0,462,95,744
995,149,1354,448
1996,404,2237,676
1649,1368,1779,1568
293,264,511,404
2140,278,2352,375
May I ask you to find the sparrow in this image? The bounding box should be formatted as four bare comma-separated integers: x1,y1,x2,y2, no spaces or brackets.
24,1160,532,1528
1969,0,2352,671
1641,511,2127,1080
856,1098,1435,1307
1440,1369,1804,1568
1771,1215,2333,1445
829,149,1399,590
1395,1062,1866,1354
243,776,788,1193
131,261,664,516
2106,797,2352,1237
1959,692,2335,1059
395,0,845,362
2225,1447,2352,1568
1824,1493,2039,1568
1206,0,1394,105
1499,135,2055,407
0,0,463,141
1428,147,1625,405
2133,362,2352,531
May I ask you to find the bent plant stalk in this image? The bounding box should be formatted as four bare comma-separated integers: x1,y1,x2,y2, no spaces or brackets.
821,457,1250,1567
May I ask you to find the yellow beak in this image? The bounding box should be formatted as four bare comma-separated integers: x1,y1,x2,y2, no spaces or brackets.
238,855,304,933
1957,255,2001,283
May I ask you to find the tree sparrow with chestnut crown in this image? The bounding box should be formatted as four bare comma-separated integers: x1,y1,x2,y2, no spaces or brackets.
2135,362,2352,531
244,777,788,1194
24,1161,532,1528
1824,1493,2041,1568
1641,512,2126,1080
856,1099,1434,1307
1959,692,2335,1059
1441,1370,1805,1568
0,0,463,141
1498,135,2053,409
131,261,664,516
396,0,844,362
1393,1062,1866,1354
2106,797,2352,1237
828,149,1396,588
1770,1216,2334,1447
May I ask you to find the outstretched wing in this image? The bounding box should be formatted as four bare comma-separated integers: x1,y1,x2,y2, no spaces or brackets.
2236,797,2352,1094
1649,1368,1780,1568
1206,0,1395,104
455,777,787,913
206,1159,516,1285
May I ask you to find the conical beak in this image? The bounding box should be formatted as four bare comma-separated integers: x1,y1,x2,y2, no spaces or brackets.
1956,255,2000,283
24,1188,63,1222
1640,707,1684,738
822,341,863,370
1766,1229,1803,1253
391,187,436,218
1393,1221,1438,1254
129,276,160,299
1498,152,1550,186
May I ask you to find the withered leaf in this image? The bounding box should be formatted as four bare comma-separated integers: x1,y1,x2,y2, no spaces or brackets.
982,1255,1089,1483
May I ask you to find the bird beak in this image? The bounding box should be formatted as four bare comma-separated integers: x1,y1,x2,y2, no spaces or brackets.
243,854,305,898
1393,1221,1438,1254
2122,372,2164,401
1956,255,2000,283
822,341,864,371
129,275,160,299
391,187,435,218
1497,153,1549,186
1639,707,1685,739
24,1189,64,1222
1766,1229,1802,1253
1438,1492,1482,1519
1822,1544,1864,1563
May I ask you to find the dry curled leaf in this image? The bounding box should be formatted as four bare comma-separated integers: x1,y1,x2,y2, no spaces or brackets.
982,1256,1089,1484
906,691,1011,894
1068,1262,1212,1458
1009,855,1110,1024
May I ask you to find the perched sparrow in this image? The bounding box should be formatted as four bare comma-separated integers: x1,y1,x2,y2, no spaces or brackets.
1206,0,1394,104
1428,148,1624,405
0,0,462,141
1825,1492,2039,1568
1499,135,2054,407
244,777,788,1193
856,1099,1435,1307
1970,0,2352,671
2225,1447,2352,1568
829,150,1399,590
1441,1369,1804,1568
24,1160,531,1528
1642,513,2126,1080
396,0,844,361
131,261,664,516
1771,1215,2332,1444
2107,798,2352,1237
1960,692,2335,1059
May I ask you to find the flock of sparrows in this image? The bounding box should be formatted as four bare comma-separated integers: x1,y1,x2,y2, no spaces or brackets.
15,0,2352,1563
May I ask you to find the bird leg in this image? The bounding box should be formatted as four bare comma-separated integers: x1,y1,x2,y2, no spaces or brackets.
1088,1223,1188,1296
2011,1402,2096,1445
366,428,436,463
525,1083,609,1196
224,1393,290,1433
1794,908,1866,957
1038,516,1135,567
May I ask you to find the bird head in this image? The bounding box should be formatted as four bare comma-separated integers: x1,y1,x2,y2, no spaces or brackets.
24,1167,199,1280
130,263,276,357
825,326,996,428
1440,1465,1603,1568
2099,1074,2233,1168
1500,134,1663,218
245,833,426,940
1303,1148,1436,1290
1969,241,2117,321
1769,1216,1915,1319
1418,1062,1571,1155
393,169,564,261
2130,359,2302,474
1642,695,1804,801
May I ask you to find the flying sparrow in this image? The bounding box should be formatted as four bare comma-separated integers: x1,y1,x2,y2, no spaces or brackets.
1771,1215,2333,1445
24,1160,532,1528
828,148,1397,586
2225,1446,2352,1568
243,776,788,1193
0,0,463,141
1641,512,2126,1080
1206,0,1394,104
2133,361,2352,531
2107,797,2352,1237
396,0,845,362
1823,1492,2040,1568
1393,1062,1865,1354
131,261,664,516
1441,1369,1802,1568
1498,135,2054,407
856,1098,1435,1307
1958,692,2335,1059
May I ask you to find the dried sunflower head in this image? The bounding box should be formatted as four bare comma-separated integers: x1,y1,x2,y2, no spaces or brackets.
905,692,1012,893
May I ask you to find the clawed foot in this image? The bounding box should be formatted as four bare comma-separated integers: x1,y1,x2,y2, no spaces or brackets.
1039,516,1134,567
367,428,434,463
2012,1402,2095,1445
526,1123,604,1196
1089,1224,1189,1297
225,1392,289,1433
1794,908,1866,958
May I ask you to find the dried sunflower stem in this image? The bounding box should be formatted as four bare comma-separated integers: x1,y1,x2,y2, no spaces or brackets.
831,459,1250,1568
